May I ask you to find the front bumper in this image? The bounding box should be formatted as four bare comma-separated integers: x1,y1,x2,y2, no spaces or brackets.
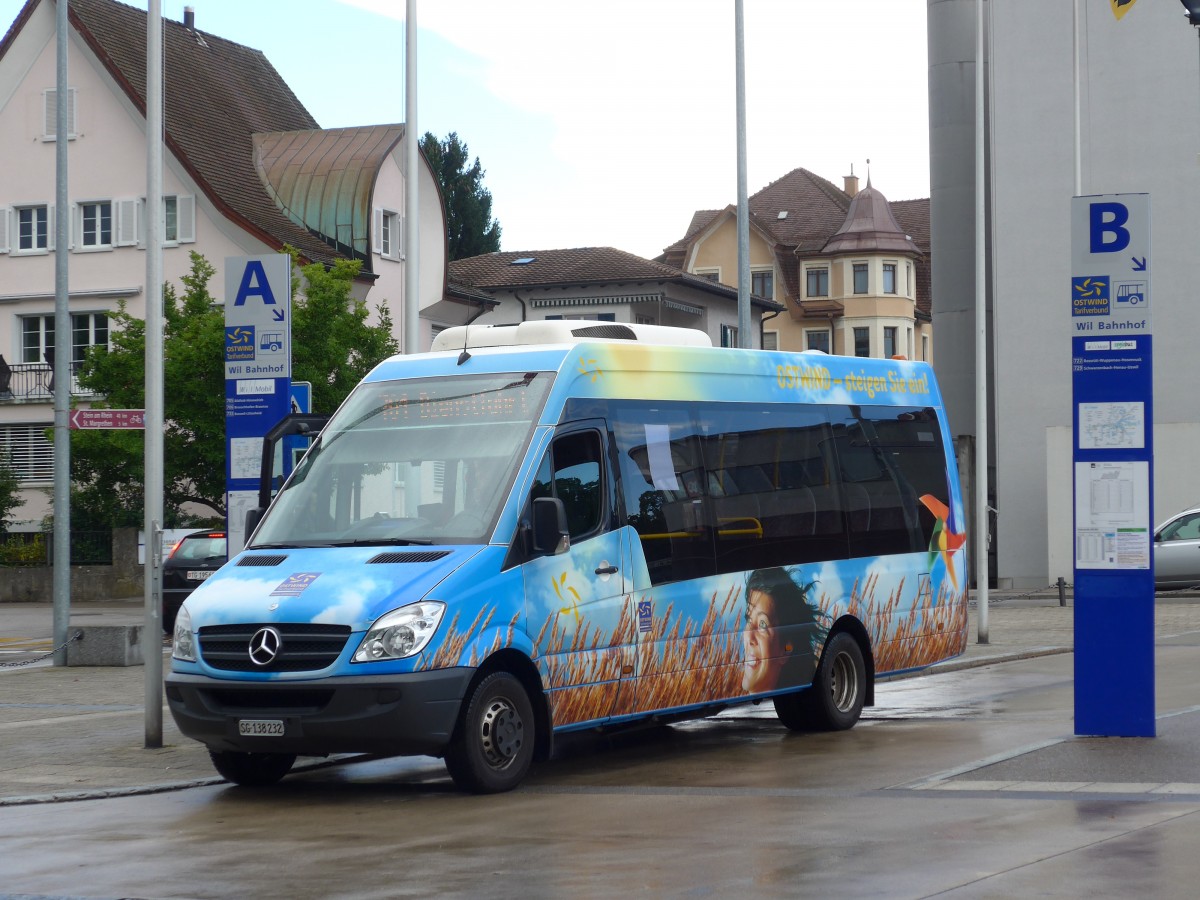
165,668,474,758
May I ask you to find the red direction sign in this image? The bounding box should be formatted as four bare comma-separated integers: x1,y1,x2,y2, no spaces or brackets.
69,409,146,430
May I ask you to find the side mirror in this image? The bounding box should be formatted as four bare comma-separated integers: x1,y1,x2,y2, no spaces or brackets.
532,497,570,556
244,507,266,543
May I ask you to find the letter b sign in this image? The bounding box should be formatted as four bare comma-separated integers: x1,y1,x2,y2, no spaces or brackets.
1089,202,1130,254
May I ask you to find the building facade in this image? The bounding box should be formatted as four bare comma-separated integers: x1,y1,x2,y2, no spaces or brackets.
929,0,1200,588
449,246,782,348
0,0,451,526
659,168,932,361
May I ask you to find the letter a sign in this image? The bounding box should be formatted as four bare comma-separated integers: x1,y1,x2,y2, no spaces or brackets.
224,255,292,380
224,253,293,554
233,260,280,307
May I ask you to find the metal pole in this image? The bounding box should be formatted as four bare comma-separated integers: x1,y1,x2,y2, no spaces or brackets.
51,0,70,666
974,0,989,642
403,0,420,355
734,0,751,348
1073,0,1082,195
143,0,164,747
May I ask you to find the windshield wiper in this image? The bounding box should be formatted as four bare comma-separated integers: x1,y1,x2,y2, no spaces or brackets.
246,542,308,550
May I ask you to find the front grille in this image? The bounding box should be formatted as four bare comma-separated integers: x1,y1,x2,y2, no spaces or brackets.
199,623,352,672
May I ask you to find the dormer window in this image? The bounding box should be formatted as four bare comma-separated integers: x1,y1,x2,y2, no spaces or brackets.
806,267,829,298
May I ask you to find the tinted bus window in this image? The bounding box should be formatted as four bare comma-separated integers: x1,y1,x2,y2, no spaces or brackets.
696,403,848,574
609,402,715,586
829,405,946,558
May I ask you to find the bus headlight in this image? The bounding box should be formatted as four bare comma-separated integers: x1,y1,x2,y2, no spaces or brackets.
172,605,196,662
353,601,446,662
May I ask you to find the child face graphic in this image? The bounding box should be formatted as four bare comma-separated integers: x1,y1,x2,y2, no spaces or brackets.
742,589,785,693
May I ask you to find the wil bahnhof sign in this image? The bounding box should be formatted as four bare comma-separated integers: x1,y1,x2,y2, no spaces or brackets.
1070,193,1154,738
224,255,292,554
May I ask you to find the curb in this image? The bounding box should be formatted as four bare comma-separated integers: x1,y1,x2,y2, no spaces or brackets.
880,645,1073,682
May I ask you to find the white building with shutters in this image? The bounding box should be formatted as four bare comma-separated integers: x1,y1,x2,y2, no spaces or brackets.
0,0,454,527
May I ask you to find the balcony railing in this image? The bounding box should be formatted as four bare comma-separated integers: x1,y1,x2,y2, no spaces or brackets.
0,360,98,402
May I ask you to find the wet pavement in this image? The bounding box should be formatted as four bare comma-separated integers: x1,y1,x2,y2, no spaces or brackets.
0,590,1196,805
3,592,1200,897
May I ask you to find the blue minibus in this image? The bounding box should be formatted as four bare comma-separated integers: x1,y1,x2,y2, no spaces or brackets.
166,322,968,792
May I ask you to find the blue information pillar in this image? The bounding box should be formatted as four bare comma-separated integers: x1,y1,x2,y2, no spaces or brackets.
1070,194,1155,737
224,255,292,554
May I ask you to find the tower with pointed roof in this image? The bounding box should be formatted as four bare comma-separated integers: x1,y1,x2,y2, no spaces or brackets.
660,166,930,360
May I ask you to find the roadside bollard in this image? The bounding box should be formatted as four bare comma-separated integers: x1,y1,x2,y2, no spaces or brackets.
1058,576,1067,607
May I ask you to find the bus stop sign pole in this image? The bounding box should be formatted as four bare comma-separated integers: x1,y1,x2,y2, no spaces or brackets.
1070,193,1155,738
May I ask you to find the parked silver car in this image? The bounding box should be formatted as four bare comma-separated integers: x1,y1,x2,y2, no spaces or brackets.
1155,506,1200,590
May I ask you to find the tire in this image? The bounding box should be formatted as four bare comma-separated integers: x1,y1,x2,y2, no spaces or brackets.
444,672,535,794
209,749,296,787
806,631,867,731
773,631,866,732
772,687,809,731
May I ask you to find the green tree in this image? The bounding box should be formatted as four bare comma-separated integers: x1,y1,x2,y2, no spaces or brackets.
290,253,399,414
69,251,398,526
0,449,22,531
420,131,502,260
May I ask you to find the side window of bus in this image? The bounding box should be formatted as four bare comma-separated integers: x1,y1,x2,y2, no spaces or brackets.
699,403,848,574
829,406,946,558
610,403,715,586
531,430,604,541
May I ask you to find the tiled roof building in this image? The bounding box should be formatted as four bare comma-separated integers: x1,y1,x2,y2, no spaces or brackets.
450,246,781,349
660,167,931,360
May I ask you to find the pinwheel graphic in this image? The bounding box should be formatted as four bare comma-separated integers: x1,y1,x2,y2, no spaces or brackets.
919,494,967,592
552,571,583,626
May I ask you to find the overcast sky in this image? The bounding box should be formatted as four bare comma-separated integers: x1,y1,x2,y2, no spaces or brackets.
2,0,931,260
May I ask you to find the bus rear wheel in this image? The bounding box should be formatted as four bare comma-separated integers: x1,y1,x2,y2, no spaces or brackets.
444,671,535,794
209,749,296,786
774,631,866,732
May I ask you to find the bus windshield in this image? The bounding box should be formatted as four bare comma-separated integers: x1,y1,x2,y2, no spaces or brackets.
250,371,554,548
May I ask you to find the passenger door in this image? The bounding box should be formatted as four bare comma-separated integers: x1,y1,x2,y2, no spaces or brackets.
519,422,634,728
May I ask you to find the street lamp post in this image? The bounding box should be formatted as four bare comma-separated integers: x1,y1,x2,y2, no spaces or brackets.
1183,2,1200,126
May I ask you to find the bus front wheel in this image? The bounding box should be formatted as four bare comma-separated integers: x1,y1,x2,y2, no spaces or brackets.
774,631,866,732
444,671,535,793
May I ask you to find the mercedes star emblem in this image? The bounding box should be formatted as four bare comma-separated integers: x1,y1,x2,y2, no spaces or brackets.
248,626,283,666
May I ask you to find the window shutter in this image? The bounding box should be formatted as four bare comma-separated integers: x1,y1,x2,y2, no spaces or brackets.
43,89,56,138
0,207,8,253
177,195,195,243
43,88,76,140
372,208,383,254
136,198,147,248
46,205,55,251
116,199,139,247
71,203,80,250
396,215,405,260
